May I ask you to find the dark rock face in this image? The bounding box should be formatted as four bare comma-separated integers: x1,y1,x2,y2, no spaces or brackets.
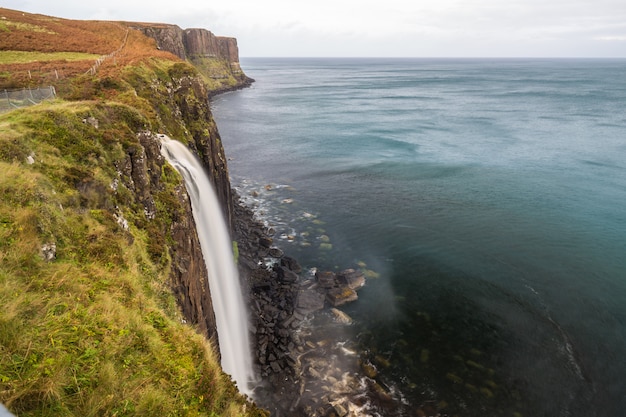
123,133,157,219
168,181,219,343
122,131,219,344
135,24,255,97
152,72,236,233
183,29,240,64
134,24,249,83
141,73,235,344
135,25,187,60
119,64,242,357
136,24,240,64
295,289,325,313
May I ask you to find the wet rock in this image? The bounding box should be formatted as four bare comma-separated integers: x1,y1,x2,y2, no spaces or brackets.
268,246,284,257
233,192,410,416
326,287,358,307
296,289,326,313
239,255,259,271
374,355,391,369
361,361,378,379
330,308,353,325
281,255,302,273
316,270,337,289
337,268,365,289
270,361,282,373
275,265,298,283
368,380,394,403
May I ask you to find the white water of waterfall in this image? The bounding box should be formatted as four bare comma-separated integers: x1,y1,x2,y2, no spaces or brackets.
159,135,253,395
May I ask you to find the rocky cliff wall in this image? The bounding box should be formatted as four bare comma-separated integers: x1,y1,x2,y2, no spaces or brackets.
134,24,238,62
113,60,239,346
136,24,187,59
137,77,234,347
129,131,220,344
133,24,247,81
162,72,235,231
183,29,240,63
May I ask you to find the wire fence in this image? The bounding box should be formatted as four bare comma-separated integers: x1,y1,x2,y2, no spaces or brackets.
0,86,57,113
86,28,129,76
0,27,128,112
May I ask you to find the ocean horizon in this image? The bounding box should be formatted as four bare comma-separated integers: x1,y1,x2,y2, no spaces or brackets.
214,57,626,416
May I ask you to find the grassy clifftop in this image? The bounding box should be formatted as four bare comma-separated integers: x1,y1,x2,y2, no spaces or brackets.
0,8,265,417
0,7,244,92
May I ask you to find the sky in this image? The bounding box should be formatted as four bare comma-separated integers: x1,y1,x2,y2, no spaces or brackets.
2,0,626,57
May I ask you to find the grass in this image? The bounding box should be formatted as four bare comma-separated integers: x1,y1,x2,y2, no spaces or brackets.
0,19,56,34
188,56,239,91
0,7,242,95
0,8,125,54
0,102,265,417
0,51,100,65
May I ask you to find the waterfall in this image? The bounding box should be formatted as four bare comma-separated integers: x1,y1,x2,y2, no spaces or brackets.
159,135,253,394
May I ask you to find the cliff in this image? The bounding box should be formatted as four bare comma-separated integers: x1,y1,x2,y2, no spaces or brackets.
131,23,253,93
0,8,266,416
135,24,239,65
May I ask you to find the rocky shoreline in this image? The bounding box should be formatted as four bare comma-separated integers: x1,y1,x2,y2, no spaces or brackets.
233,196,408,417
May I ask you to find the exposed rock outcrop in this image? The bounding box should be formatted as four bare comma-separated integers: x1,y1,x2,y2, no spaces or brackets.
107,46,241,351
164,73,235,231
132,23,253,90
168,179,220,343
119,131,219,344
183,29,240,63
135,24,187,60
134,24,237,63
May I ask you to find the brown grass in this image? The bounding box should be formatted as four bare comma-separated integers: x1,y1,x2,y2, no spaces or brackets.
0,8,124,53
0,7,180,89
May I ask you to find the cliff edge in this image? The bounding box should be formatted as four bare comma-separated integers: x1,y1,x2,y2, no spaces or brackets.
0,7,265,416
131,23,254,94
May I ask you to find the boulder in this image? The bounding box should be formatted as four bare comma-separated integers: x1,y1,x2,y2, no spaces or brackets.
268,247,284,258
259,236,273,248
281,255,302,273
275,266,298,283
41,243,56,262
337,269,365,289
330,308,353,325
296,289,326,313
270,360,282,373
333,403,348,417
326,287,358,307
315,270,336,289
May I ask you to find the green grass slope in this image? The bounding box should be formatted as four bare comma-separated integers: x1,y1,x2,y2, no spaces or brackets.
0,8,265,417
0,101,262,417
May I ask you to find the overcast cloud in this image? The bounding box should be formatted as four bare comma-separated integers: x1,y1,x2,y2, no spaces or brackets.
2,0,626,57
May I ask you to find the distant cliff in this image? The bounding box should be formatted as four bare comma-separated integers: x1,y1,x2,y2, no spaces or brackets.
131,23,253,92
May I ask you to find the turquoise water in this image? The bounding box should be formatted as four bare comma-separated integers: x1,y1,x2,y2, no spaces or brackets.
213,58,626,416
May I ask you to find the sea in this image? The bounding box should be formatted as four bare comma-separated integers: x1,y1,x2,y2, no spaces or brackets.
212,58,626,417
